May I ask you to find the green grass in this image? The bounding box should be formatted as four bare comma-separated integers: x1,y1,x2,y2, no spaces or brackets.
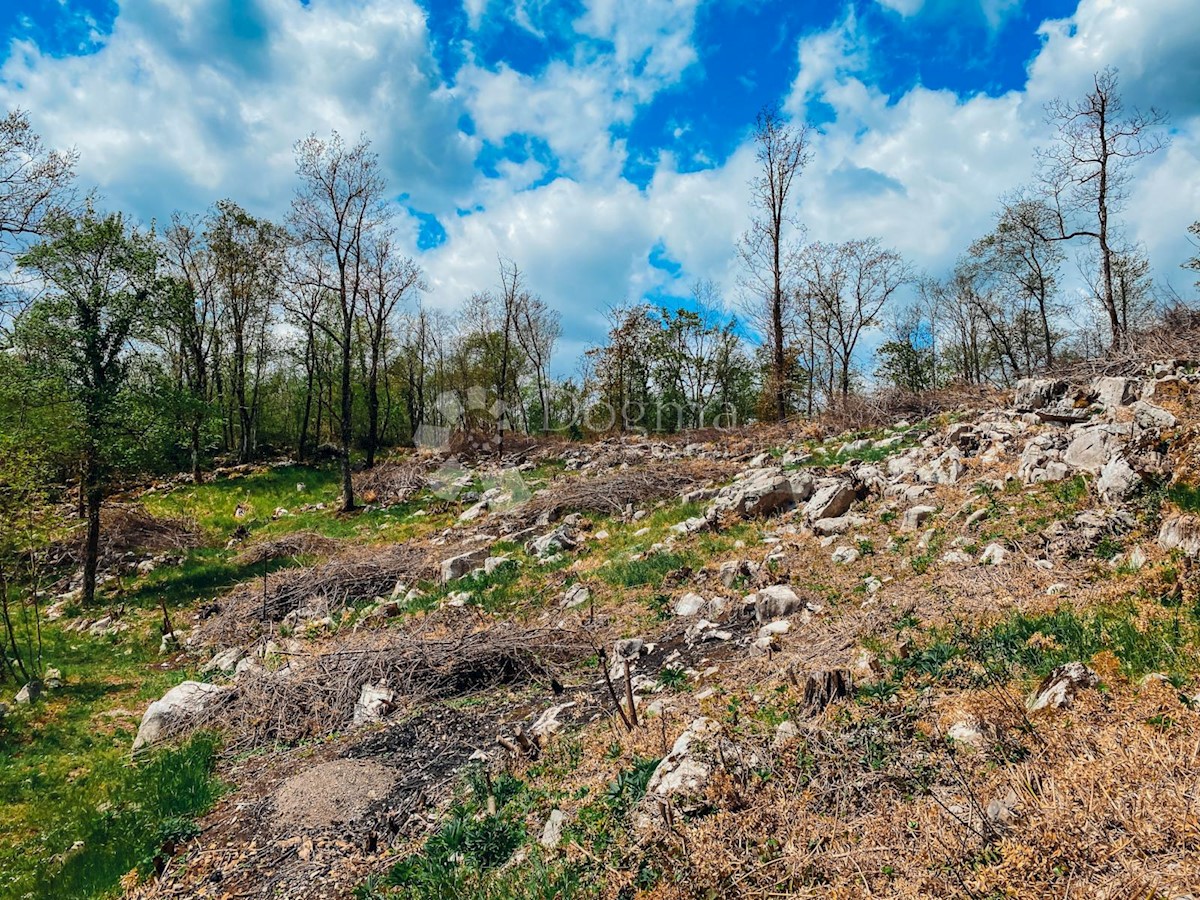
1167,482,1200,514
599,551,693,588
868,598,1200,700
0,618,222,900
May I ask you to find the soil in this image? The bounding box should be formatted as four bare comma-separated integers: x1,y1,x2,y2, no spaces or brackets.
272,759,398,832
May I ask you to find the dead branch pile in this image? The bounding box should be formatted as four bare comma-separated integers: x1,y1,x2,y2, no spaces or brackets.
233,531,343,566
200,622,588,750
1049,303,1200,380
193,544,436,647
53,503,201,567
352,461,428,506
520,461,732,518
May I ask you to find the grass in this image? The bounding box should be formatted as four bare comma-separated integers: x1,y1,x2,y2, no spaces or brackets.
599,551,693,588
868,597,1200,700
1167,482,1200,514
0,617,223,899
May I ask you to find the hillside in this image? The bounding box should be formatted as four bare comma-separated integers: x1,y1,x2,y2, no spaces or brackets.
5,361,1200,900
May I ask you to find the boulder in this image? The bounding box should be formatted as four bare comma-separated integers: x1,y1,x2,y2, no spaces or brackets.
201,647,246,676
133,681,232,751
1027,662,1099,712
1159,515,1200,558
812,514,869,536
1064,426,1127,474
707,468,813,521
634,717,741,829
440,548,489,583
527,525,577,558
674,592,707,617
14,681,41,705
1096,455,1141,503
560,583,591,609
804,480,856,523
1014,378,1067,411
749,585,805,623
1091,376,1140,410
1132,400,1177,430
901,505,937,531
353,682,396,725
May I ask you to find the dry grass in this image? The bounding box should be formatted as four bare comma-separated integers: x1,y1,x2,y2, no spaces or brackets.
52,502,201,567
352,460,428,506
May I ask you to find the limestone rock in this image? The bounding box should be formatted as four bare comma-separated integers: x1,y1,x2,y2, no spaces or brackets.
133,681,232,751
440,548,489,582
1027,662,1099,712
1159,515,1200,558
353,682,396,725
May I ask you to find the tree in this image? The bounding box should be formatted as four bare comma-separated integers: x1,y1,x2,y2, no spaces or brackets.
0,110,76,279
1037,67,1168,351
290,132,387,512
877,304,936,394
359,235,423,468
15,209,159,606
1184,221,1200,293
973,197,1065,367
798,238,910,398
738,106,809,420
159,214,221,482
513,292,560,434
208,200,285,463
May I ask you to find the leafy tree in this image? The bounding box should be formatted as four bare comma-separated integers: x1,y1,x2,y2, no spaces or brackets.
15,209,159,606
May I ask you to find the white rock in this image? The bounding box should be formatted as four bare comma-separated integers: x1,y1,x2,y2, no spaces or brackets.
1159,515,1200,558
540,809,567,848
353,682,396,725
133,681,232,751
674,592,706,617
1027,662,1099,712
979,543,1008,566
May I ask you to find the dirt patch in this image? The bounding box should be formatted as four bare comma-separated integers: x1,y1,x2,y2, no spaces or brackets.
272,759,398,831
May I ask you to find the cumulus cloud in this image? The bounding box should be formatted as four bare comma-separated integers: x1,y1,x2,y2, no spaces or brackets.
0,0,476,224
1,0,1196,367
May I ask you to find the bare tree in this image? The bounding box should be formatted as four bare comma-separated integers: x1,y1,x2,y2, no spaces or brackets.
208,200,285,463
1036,67,1168,350
360,234,423,468
513,291,561,433
160,214,221,482
0,110,76,263
738,106,810,420
290,132,387,512
798,238,910,398
1183,221,1200,293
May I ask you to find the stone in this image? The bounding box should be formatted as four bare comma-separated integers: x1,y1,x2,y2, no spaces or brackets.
979,543,1008,566
719,560,749,588
947,720,986,749
772,720,800,748
484,556,512,575
540,809,567,849
353,682,396,725
531,702,576,739
831,546,860,565
527,525,577,558
1132,400,1177,430
1091,376,1140,410
749,585,804,623
803,480,856,523
1064,427,1125,474
440,548,490,583
1014,378,1067,411
201,647,246,675
561,584,590,608
901,505,937,531
674,592,706,617
14,681,41,704
1027,662,1099,712
812,515,869,536
1159,515,1200,558
134,681,232,751
613,638,645,661
1096,454,1141,503
635,717,740,829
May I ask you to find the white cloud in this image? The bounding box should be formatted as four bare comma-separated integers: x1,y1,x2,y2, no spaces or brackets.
874,0,925,16
0,0,476,224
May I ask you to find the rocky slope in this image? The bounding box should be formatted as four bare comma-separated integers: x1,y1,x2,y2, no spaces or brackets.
119,361,1200,900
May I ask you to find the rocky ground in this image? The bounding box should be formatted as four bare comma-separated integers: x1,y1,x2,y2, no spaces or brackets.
29,362,1200,899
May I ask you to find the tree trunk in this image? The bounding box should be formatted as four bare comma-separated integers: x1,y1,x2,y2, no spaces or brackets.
340,318,355,513
82,472,102,607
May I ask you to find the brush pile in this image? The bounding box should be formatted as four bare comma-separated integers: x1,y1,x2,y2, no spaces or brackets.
352,461,428,506
194,544,436,647
200,621,588,750
232,531,343,566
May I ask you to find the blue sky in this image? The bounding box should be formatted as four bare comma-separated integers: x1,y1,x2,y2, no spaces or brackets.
1,0,1197,373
